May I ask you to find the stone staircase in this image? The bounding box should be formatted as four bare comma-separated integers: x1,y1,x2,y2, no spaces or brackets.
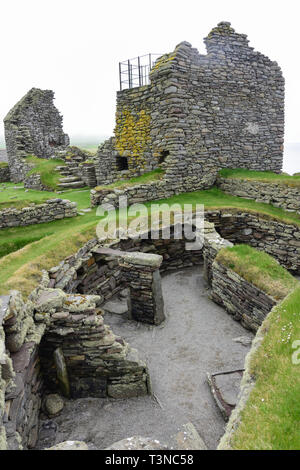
56,159,85,189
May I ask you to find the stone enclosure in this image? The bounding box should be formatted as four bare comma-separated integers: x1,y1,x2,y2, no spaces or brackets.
0,211,297,449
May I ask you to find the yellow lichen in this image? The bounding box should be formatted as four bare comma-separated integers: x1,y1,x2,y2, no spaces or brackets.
114,108,151,171
150,51,177,74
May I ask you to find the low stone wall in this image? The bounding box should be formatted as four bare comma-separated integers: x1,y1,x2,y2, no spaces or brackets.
91,180,188,208
0,166,10,182
24,174,48,191
47,225,205,305
0,199,77,229
217,176,300,213
211,261,277,332
205,209,300,273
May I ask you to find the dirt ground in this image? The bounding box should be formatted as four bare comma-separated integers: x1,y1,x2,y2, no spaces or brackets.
36,266,253,450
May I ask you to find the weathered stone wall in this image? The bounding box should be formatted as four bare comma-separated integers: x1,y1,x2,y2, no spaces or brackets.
90,198,300,275
205,209,300,273
0,199,77,229
0,291,46,450
47,226,204,304
217,176,300,213
4,88,69,182
91,179,177,207
0,277,150,449
36,289,149,400
211,261,277,332
95,21,284,189
0,166,10,183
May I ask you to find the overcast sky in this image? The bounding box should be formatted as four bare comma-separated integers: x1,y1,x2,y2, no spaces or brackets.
0,0,299,144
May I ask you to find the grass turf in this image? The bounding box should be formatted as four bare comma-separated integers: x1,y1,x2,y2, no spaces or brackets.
231,285,300,449
218,168,300,187
25,155,66,190
216,244,297,301
95,168,164,190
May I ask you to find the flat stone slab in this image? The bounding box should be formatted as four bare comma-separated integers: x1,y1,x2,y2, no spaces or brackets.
207,369,244,421
46,440,88,450
103,298,128,315
105,436,167,450
172,423,207,450
214,372,242,406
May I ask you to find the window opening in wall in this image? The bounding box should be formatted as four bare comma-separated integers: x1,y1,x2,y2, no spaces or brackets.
159,150,169,164
116,156,129,171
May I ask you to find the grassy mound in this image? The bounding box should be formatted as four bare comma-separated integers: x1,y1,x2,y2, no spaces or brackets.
216,244,297,301
218,168,300,187
26,155,66,190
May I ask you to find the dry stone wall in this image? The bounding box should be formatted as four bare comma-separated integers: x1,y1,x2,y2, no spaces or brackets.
217,176,300,213
0,166,10,183
0,199,77,229
4,88,69,183
0,276,150,449
0,290,46,450
211,261,277,332
205,209,300,273
95,22,284,190
37,289,149,400
47,226,205,307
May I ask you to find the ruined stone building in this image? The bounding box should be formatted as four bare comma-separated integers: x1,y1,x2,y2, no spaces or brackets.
95,22,284,190
3,22,285,194
4,88,69,182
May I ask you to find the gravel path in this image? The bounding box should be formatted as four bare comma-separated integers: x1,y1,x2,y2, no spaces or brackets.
36,266,253,450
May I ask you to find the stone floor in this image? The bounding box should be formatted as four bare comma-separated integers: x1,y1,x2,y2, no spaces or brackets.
36,266,253,450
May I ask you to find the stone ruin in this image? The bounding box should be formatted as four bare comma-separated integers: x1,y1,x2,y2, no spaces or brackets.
94,21,284,190
4,88,70,183
3,22,284,194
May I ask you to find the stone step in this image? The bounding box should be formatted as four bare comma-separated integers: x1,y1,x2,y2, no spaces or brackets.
57,181,85,189
59,176,81,183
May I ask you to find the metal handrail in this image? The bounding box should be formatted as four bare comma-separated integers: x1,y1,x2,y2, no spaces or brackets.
119,53,162,91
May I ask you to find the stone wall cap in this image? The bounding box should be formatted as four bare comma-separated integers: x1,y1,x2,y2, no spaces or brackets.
122,251,163,267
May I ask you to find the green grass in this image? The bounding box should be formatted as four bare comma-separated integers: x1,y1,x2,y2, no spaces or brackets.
216,244,297,300
141,187,300,227
219,168,300,187
0,182,90,210
0,162,8,168
25,155,66,190
231,285,300,450
95,168,165,190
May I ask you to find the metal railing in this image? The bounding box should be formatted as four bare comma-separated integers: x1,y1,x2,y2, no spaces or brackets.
119,53,162,91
